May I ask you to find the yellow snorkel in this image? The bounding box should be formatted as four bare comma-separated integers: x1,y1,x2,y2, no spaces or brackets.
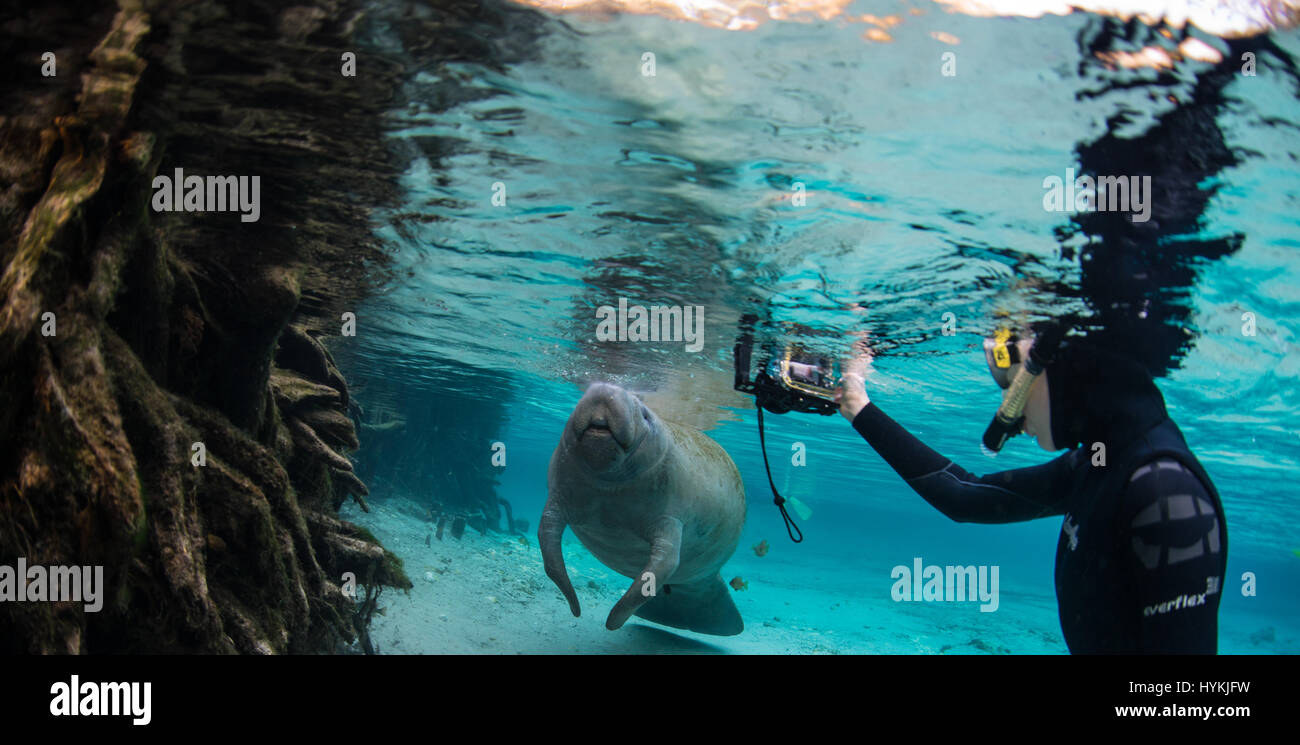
981,325,1063,455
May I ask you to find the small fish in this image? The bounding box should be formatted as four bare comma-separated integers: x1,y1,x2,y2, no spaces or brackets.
729,576,748,591
752,539,769,557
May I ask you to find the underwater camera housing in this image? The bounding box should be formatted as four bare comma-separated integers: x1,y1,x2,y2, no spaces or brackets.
733,318,838,417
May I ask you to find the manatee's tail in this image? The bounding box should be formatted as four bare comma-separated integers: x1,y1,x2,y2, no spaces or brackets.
633,573,743,636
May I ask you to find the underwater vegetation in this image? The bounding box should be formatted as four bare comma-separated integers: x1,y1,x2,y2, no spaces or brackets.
0,1,415,653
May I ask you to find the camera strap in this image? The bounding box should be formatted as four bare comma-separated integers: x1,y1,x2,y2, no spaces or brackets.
756,406,803,543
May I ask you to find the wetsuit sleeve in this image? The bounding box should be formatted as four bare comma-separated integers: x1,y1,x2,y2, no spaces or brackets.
851,403,1072,524
1121,458,1225,653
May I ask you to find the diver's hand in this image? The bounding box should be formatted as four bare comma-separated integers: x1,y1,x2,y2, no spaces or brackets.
834,335,872,421
834,372,869,422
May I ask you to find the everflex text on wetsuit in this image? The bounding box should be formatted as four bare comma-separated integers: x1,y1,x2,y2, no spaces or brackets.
851,403,1227,654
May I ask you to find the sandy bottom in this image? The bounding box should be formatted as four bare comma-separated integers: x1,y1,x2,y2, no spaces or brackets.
346,498,1070,654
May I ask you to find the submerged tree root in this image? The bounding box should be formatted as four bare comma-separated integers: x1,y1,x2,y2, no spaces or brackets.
0,1,409,653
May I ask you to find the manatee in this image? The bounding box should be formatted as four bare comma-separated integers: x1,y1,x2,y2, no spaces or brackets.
540,382,746,635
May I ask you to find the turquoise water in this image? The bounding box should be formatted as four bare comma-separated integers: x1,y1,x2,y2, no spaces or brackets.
341,2,1299,653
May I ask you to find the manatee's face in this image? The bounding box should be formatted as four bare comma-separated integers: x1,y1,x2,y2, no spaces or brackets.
565,382,658,475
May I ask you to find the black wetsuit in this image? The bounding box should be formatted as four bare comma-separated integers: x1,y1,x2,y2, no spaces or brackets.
851,401,1228,654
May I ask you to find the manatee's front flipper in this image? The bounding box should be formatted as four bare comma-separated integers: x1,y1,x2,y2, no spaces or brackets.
539,499,580,617
606,516,682,631
633,573,744,636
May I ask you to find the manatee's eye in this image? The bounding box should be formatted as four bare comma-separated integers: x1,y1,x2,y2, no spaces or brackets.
641,406,651,423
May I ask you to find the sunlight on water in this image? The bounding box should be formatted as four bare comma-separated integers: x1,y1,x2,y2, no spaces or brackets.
509,0,1300,37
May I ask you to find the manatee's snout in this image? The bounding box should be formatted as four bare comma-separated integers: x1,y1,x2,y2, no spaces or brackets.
572,382,638,446
569,382,647,471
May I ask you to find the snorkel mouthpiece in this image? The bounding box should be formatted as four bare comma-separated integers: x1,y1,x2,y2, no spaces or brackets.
981,325,1063,455
981,354,1041,455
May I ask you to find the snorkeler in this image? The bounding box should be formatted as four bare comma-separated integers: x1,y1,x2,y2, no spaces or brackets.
833,330,1228,654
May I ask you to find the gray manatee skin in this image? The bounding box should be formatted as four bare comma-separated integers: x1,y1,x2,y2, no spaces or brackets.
541,382,746,635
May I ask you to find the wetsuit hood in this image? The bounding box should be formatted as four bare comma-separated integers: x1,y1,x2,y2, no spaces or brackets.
1046,342,1169,451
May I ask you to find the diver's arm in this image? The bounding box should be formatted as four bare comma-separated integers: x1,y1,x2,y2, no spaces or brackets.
1121,458,1225,654
850,403,1073,524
